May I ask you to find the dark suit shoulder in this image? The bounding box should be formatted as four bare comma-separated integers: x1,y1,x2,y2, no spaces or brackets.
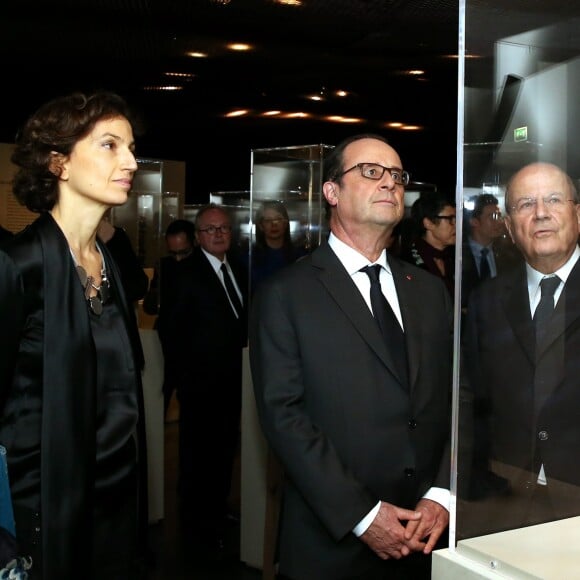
469,260,525,307
389,254,451,298
0,218,44,284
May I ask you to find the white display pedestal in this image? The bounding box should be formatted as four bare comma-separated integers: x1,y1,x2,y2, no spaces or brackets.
139,329,165,523
433,516,580,579
239,347,268,569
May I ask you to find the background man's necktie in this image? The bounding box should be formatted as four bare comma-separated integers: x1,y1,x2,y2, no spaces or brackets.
361,264,408,387
221,263,243,317
533,276,561,330
479,247,490,280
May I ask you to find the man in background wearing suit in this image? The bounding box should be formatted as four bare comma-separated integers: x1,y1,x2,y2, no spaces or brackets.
462,193,520,312
250,134,453,579
464,162,580,533
171,204,247,549
143,218,196,414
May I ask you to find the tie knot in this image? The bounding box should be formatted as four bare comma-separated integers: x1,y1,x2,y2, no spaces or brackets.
481,248,489,257
362,264,382,282
540,276,560,298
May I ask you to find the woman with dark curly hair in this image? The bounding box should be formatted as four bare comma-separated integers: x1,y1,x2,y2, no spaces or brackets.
400,192,456,298
0,91,148,579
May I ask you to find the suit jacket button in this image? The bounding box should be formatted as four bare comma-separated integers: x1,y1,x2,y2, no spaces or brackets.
404,468,415,478
538,430,549,441
408,419,417,429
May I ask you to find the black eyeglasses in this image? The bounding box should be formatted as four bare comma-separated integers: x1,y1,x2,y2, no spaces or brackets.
436,215,456,224
197,225,232,235
336,162,410,186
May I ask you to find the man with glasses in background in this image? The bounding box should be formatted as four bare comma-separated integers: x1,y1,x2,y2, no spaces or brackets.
168,204,247,552
464,162,580,533
461,194,521,501
462,193,521,314
250,134,453,579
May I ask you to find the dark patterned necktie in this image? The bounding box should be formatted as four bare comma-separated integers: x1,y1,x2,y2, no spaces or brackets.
361,264,408,387
221,263,243,317
479,247,490,280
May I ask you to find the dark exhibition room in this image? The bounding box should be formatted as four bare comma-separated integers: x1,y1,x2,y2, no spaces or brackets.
2,1,580,579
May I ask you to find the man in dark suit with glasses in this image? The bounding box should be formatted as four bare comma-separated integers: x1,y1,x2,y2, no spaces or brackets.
250,134,453,579
464,162,580,533
169,204,247,551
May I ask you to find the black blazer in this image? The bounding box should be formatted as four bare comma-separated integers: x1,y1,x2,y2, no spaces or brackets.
169,247,248,380
461,239,522,310
464,257,580,524
250,242,453,579
0,213,147,578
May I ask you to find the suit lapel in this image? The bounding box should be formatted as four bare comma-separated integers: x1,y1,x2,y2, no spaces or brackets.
528,259,580,358
388,256,422,389
312,245,404,384
503,265,536,366
534,259,580,402
195,248,237,316
563,258,580,329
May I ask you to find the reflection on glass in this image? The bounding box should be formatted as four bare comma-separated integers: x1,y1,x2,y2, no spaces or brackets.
452,1,580,577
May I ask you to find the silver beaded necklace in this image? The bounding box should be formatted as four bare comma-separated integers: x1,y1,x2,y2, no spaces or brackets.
69,243,111,315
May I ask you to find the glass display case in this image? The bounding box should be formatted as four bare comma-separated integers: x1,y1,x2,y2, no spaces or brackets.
111,157,186,268
434,1,580,577
247,144,333,295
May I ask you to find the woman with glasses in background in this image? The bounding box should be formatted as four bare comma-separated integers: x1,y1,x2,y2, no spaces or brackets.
248,200,307,293
401,192,457,298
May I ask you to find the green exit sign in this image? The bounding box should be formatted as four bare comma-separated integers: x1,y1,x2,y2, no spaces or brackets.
514,126,528,142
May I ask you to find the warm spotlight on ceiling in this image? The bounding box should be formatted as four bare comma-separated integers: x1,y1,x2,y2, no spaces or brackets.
326,115,362,123
401,125,423,130
227,43,253,52
283,112,310,118
225,109,250,117
164,72,195,79
273,0,302,5
262,111,281,116
335,90,349,97
186,51,208,58
385,122,404,128
143,85,183,91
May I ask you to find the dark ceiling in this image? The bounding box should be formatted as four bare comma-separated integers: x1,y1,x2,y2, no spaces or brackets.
1,0,466,201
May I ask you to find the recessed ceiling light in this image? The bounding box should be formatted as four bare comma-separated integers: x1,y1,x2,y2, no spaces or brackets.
186,51,208,58
401,125,422,131
407,69,425,76
326,116,362,123
273,0,302,5
307,95,323,101
164,72,195,79
335,90,349,97
227,43,252,52
225,109,250,117
143,85,183,91
284,112,310,118
386,122,404,128
262,111,281,116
